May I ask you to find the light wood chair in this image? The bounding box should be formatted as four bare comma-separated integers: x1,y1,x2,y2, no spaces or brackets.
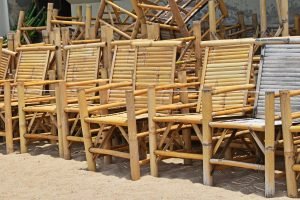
61,40,138,159
147,39,254,184
77,40,181,180
204,43,300,197
17,42,105,158
0,45,55,153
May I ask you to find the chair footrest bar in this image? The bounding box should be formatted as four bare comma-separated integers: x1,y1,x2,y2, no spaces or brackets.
89,148,130,159
210,159,265,170
24,133,58,140
155,150,203,160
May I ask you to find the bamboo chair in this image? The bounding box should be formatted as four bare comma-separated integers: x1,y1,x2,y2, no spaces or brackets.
204,43,300,197
147,39,254,182
17,42,105,158
280,89,300,198
61,40,139,159
0,45,55,153
77,40,181,180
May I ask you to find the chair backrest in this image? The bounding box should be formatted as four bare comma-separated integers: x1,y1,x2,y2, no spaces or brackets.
197,42,254,113
0,49,13,80
254,44,300,119
64,43,103,98
108,43,136,104
14,48,53,98
135,45,177,109
108,40,178,109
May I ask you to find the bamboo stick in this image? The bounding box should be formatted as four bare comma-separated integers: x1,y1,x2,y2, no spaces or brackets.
202,87,213,186
210,159,265,170
16,46,57,51
208,0,217,39
17,82,27,153
78,89,96,171
64,42,106,50
47,3,54,32
148,85,158,177
281,0,289,36
264,91,275,198
260,0,267,36
280,90,298,197
155,150,203,160
126,90,141,180
4,82,13,153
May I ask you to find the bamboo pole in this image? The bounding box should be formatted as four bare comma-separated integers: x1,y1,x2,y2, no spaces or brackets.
281,0,289,36
4,82,13,153
130,0,147,38
237,12,246,37
178,71,192,165
260,0,267,36
0,37,2,65
168,0,190,37
264,91,275,198
280,90,298,198
193,21,202,81
202,87,213,186
147,23,160,40
78,89,96,171
95,0,106,37
14,30,21,50
59,82,71,160
47,3,54,32
148,85,158,177
208,0,217,40
53,82,64,158
85,4,92,39
17,82,27,153
54,28,63,79
101,26,113,74
126,90,141,180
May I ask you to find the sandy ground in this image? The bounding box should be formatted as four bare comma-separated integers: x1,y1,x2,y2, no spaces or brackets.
0,142,291,200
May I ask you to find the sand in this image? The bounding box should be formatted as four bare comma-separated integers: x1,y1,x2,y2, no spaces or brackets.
0,143,290,200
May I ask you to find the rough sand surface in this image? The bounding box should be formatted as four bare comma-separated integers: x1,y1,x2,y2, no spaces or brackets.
0,143,290,200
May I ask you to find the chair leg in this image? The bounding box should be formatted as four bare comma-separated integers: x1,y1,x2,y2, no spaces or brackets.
78,89,96,171
284,151,298,198
265,91,275,198
182,128,192,165
18,83,28,154
128,124,141,181
4,82,13,154
264,134,275,198
61,112,71,160
126,90,140,180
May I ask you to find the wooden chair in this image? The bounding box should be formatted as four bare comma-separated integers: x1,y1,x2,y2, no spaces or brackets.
280,89,300,198
204,43,300,197
147,39,254,183
17,42,105,158
77,40,181,180
0,45,55,153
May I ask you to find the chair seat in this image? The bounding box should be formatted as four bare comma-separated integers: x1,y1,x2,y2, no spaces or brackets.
210,118,282,131
85,113,149,126
153,113,203,124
